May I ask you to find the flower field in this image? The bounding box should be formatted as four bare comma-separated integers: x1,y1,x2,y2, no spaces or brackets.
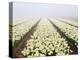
10,17,78,58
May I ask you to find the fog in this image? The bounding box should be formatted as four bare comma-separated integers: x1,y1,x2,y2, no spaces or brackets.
13,2,78,20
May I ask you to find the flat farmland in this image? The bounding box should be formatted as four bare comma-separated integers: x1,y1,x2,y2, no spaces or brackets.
9,17,78,58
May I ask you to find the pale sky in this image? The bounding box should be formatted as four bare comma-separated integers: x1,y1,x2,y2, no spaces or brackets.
13,2,78,19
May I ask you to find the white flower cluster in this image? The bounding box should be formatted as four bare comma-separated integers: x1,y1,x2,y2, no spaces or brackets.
21,18,71,57
12,17,40,46
51,19,78,46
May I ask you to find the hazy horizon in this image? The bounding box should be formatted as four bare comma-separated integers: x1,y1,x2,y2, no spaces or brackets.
12,2,78,20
